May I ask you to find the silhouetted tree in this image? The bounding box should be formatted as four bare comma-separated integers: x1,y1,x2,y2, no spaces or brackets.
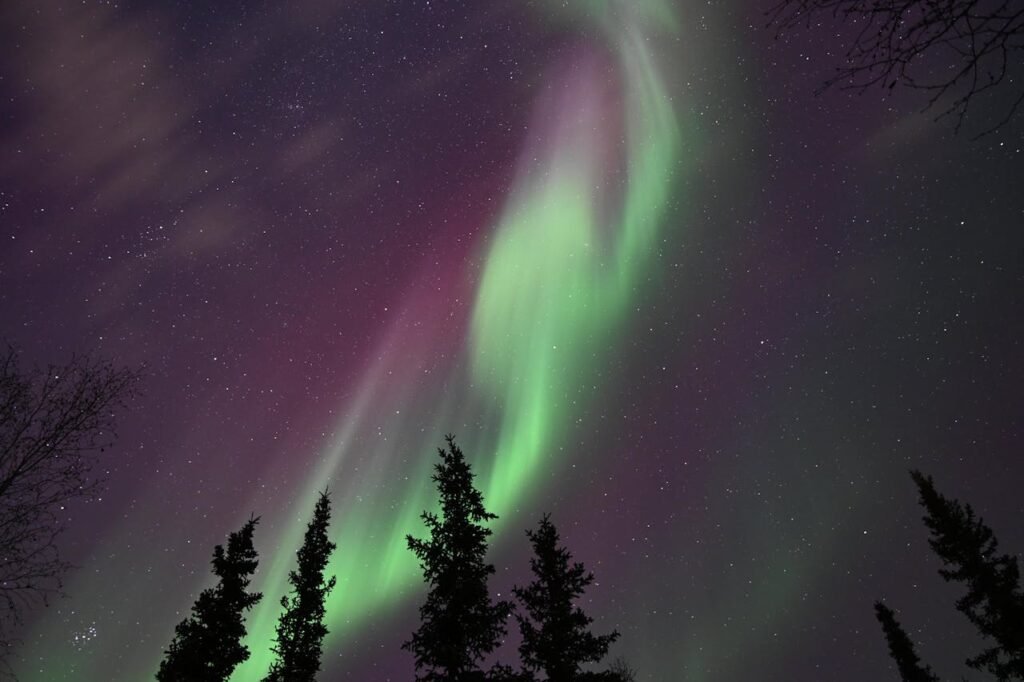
514,514,619,682
767,0,1024,134
264,491,337,682
404,435,513,682
486,663,533,682
157,517,263,682
874,601,939,682
911,470,1024,680
604,658,637,682
573,657,637,682
0,345,139,673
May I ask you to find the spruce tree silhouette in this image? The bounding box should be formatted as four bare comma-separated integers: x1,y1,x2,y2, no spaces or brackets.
404,435,512,682
157,516,262,682
264,491,337,682
911,470,1024,680
873,601,939,682
513,514,619,682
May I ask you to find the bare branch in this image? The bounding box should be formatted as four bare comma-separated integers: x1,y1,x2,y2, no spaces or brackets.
767,0,1024,135
0,344,140,677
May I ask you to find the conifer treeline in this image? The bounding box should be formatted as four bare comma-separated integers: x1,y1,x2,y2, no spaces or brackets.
157,492,338,682
403,435,628,682
155,437,632,682
875,471,1024,682
154,440,1024,682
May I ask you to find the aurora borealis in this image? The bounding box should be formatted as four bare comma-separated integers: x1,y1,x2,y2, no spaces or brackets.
1,0,1023,681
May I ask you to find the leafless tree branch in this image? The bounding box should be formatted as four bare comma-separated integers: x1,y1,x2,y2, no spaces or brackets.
767,0,1024,136
0,344,140,678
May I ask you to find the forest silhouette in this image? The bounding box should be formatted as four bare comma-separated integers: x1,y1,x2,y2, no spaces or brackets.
0,345,1019,682
154,436,636,682
148,437,1024,682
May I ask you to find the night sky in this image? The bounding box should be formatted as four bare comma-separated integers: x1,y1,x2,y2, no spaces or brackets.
1,1,1023,680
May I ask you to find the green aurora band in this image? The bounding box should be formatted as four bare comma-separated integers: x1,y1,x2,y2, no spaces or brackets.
229,7,685,679
234,4,686,681
18,2,687,680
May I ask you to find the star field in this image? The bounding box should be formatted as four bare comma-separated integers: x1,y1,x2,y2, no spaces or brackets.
0,1,1022,681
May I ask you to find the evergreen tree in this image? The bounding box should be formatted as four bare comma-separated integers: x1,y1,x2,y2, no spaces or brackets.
873,601,939,682
514,514,619,682
911,470,1024,680
404,435,513,682
264,491,337,682
157,516,263,682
